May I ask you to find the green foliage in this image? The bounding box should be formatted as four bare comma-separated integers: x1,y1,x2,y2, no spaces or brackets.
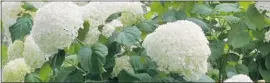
77,21,90,41
215,3,241,13
1,45,8,65
9,13,33,42
162,9,187,22
39,62,53,82
49,50,66,71
192,4,213,16
227,21,251,48
118,70,152,82
22,2,38,12
105,12,122,23
24,73,42,82
136,20,158,34
110,26,142,45
78,46,93,72
209,40,225,61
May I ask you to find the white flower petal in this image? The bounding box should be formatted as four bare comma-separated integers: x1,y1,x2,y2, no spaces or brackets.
32,2,84,55
7,40,24,61
224,74,253,82
112,55,134,77
142,20,211,81
3,58,30,82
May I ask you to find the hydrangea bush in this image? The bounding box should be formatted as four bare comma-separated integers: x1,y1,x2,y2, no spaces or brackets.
1,1,270,82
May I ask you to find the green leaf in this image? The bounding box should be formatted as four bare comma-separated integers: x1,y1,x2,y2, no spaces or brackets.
1,44,8,65
62,55,78,67
215,3,241,13
64,69,84,82
105,12,122,23
77,21,90,41
22,2,38,12
209,40,225,61
39,62,53,82
235,64,249,74
104,42,121,69
239,1,254,10
246,4,265,30
50,50,65,70
149,2,168,16
259,64,270,82
78,46,92,72
130,56,157,73
136,20,158,34
65,41,82,55
151,76,177,82
118,70,152,82
194,75,215,82
9,13,33,42
191,4,213,16
187,18,209,32
243,18,256,30
162,10,187,22
99,34,109,45
25,73,42,82
265,55,270,70
51,66,75,82
110,26,141,45
258,42,270,56
90,42,108,73
223,15,240,24
227,22,251,48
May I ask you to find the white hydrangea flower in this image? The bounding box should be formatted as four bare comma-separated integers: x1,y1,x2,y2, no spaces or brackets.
31,2,84,55
101,19,123,38
3,58,31,82
80,2,144,27
255,2,270,17
110,19,124,28
23,35,49,69
120,11,144,26
84,27,101,45
265,30,270,42
258,80,265,83
112,55,134,77
7,40,24,61
102,24,116,38
80,2,145,42
142,20,211,81
224,74,253,82
255,2,270,11
28,1,49,9
2,2,23,47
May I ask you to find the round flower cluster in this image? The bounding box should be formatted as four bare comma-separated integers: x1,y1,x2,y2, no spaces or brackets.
102,19,123,38
3,58,31,82
31,2,84,55
265,30,270,42
224,74,253,82
83,27,101,45
22,35,49,69
80,2,145,45
255,2,270,11
80,2,144,27
112,55,134,77
7,40,24,61
142,20,211,81
255,2,270,17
